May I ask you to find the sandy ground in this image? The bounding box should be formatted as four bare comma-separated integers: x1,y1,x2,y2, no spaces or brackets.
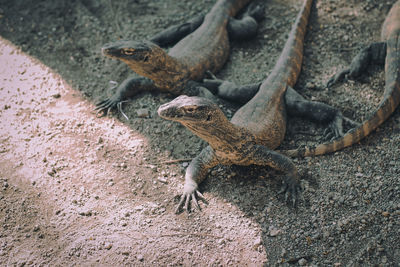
0,0,399,266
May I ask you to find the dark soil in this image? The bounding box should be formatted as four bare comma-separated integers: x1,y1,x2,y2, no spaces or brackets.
0,0,399,266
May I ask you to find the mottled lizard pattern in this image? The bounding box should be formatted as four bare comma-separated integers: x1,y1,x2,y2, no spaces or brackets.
95,0,263,116
158,0,333,213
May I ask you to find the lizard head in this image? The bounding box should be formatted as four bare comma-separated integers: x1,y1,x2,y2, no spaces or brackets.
101,40,185,86
102,40,168,72
158,95,227,126
158,96,246,151
102,40,158,61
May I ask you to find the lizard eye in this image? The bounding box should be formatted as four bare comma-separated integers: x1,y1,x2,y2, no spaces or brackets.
123,49,134,55
206,114,212,121
184,106,197,113
143,55,149,62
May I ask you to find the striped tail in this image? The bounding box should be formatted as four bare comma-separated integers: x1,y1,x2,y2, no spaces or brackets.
284,33,400,157
266,0,313,88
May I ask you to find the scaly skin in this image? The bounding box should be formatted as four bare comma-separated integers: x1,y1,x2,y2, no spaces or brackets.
158,0,314,213
95,0,263,116
283,0,400,157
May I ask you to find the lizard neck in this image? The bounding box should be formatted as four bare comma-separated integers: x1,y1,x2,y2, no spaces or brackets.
183,117,251,154
121,50,189,93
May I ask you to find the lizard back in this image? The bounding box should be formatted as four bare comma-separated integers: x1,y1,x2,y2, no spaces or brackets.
231,0,313,149
169,0,252,81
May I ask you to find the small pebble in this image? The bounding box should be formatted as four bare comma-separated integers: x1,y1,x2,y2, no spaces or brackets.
268,226,281,237
298,258,307,266
157,177,167,184
253,236,262,248
136,108,150,118
306,82,315,89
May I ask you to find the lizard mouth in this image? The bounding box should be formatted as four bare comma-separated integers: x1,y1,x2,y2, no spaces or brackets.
157,95,193,121
157,103,182,121
101,46,120,58
157,96,217,123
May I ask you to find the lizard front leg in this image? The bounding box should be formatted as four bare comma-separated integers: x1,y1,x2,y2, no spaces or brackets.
150,14,204,48
95,76,157,118
202,72,261,103
185,81,218,102
176,146,219,214
327,42,387,88
151,2,264,48
251,145,301,206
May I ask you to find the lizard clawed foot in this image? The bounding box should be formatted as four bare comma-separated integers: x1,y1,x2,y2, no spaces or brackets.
323,113,361,141
175,190,208,214
324,112,345,141
94,98,130,120
94,98,115,117
278,177,301,207
245,2,264,22
93,81,125,118
202,71,226,95
326,68,350,88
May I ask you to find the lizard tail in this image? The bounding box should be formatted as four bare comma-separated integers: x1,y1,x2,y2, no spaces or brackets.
284,87,400,157
283,1,400,158
285,53,400,157
268,0,313,87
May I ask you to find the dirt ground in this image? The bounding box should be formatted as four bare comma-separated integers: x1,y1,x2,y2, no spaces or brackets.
0,0,399,266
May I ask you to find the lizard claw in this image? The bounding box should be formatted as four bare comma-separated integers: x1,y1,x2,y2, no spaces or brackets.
325,117,344,140
94,81,126,118
94,98,118,117
323,110,357,141
94,96,130,119
326,68,350,88
322,128,334,141
343,116,361,128
94,99,114,117
279,176,301,207
205,70,218,80
117,101,130,120
322,113,360,141
175,190,208,214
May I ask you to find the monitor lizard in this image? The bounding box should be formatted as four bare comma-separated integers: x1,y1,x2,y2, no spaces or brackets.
158,0,347,213
150,2,264,48
95,0,263,117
